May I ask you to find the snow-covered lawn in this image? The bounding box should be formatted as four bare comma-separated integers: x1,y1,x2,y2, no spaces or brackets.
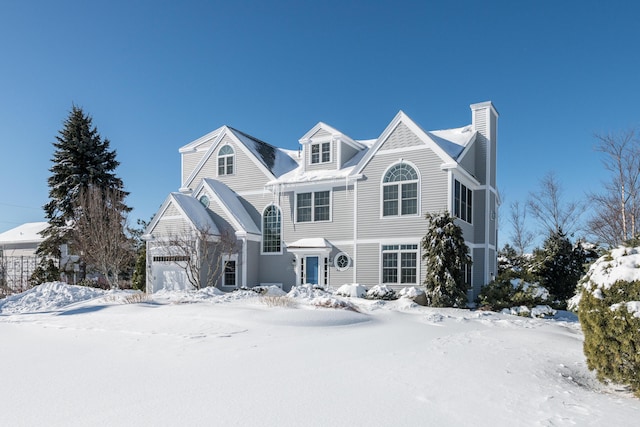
1,283,639,426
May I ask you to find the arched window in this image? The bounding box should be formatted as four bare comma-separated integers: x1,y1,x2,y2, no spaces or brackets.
382,163,419,217
218,145,234,176
262,205,281,253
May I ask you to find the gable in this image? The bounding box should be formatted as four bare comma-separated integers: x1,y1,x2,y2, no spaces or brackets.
311,128,331,139
354,111,459,176
147,199,192,237
194,178,261,236
378,122,423,151
183,128,277,192
146,193,220,239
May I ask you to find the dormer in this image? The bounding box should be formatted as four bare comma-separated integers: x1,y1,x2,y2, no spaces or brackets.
299,122,366,171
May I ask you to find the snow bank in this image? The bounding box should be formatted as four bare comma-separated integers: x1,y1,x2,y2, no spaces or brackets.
335,284,367,298
0,282,105,314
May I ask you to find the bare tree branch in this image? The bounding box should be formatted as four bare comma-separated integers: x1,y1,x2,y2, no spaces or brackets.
528,171,585,237
508,200,535,255
162,225,239,290
588,129,640,246
72,186,134,289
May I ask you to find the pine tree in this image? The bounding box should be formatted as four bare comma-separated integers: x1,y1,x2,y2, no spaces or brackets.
39,106,129,257
422,212,472,307
130,219,149,292
532,228,587,306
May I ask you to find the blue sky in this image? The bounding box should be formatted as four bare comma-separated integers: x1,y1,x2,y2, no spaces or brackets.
1,0,638,247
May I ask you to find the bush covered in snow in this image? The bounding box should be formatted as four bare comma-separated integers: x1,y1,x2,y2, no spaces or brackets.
397,287,427,306
287,284,331,300
312,296,359,312
365,285,397,300
577,246,640,397
335,284,367,298
478,277,551,314
501,304,556,318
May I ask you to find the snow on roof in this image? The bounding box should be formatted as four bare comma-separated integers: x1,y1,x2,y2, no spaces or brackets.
0,222,48,245
428,125,475,159
171,193,220,235
201,179,260,235
287,238,331,248
267,165,358,187
229,128,298,177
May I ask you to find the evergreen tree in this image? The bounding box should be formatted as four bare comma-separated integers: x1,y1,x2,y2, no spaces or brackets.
532,229,587,306
39,105,129,257
130,219,149,291
422,212,472,307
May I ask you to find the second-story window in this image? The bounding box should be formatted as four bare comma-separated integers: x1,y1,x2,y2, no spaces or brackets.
296,191,331,222
454,180,473,224
310,142,331,164
218,145,234,176
382,163,419,217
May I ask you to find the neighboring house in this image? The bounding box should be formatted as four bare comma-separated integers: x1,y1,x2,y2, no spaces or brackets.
145,101,499,300
0,222,47,291
0,222,79,292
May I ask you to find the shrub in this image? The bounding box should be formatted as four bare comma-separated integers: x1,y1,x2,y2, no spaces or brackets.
366,285,397,300
335,284,367,298
262,295,296,308
312,296,359,312
579,277,640,396
477,277,551,314
124,292,150,304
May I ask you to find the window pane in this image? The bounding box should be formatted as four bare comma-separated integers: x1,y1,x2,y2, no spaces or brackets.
311,144,320,164
218,158,225,175
297,193,312,222
401,183,417,215
454,181,461,218
401,253,417,283
382,253,397,283
314,191,330,221
226,157,234,175
383,164,418,183
321,142,331,162
262,206,281,253
224,260,236,287
219,145,233,155
383,185,398,216
466,188,473,223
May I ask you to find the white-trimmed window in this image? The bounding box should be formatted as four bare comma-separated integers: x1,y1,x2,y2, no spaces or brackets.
454,180,472,223
462,259,472,290
334,252,351,271
222,255,237,288
382,244,418,284
218,145,234,176
382,163,419,217
296,191,330,222
310,142,331,164
262,205,282,253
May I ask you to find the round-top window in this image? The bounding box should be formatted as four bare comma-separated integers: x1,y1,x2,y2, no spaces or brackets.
199,195,210,208
334,252,351,271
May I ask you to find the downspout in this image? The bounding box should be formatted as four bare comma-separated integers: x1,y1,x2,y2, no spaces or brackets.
242,236,247,288
353,178,358,284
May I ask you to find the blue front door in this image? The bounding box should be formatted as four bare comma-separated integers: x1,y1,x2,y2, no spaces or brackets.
305,256,319,285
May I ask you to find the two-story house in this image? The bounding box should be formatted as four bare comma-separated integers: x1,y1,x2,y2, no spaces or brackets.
144,101,499,301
